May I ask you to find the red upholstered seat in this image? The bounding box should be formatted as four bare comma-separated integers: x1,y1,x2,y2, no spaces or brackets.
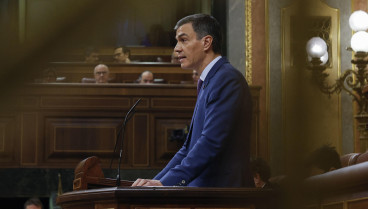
356,151,368,164
340,153,361,167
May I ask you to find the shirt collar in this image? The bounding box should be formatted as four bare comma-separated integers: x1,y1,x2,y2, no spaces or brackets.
199,56,222,82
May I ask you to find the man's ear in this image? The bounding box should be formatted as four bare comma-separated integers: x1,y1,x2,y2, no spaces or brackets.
202,35,213,51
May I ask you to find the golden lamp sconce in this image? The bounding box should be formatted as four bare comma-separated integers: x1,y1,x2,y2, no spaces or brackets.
306,10,368,139
306,10,368,113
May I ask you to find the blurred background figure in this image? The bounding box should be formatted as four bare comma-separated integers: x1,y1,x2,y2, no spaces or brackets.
84,46,100,63
113,46,131,63
94,64,110,83
192,70,199,84
137,70,154,84
43,68,57,83
24,197,43,209
305,144,342,177
250,157,272,188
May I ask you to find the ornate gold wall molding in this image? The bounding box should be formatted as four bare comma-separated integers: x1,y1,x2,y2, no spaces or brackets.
245,0,253,85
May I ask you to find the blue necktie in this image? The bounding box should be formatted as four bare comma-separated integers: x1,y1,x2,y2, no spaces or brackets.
197,79,203,95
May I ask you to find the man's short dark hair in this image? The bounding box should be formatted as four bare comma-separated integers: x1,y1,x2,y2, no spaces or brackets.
250,157,271,182
115,46,130,55
305,144,342,172
174,14,222,54
24,197,43,209
84,46,98,57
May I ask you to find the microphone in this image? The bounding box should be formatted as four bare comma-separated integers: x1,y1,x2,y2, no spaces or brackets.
110,98,142,186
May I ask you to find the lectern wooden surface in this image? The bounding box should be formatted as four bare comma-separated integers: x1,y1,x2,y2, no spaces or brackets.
57,187,275,209
73,156,133,190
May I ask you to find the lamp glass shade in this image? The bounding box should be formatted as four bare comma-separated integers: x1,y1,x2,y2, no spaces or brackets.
349,10,368,31
306,37,328,58
308,51,328,65
351,31,368,52
320,51,329,65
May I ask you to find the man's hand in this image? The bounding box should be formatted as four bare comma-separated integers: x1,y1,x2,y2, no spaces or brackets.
131,178,163,187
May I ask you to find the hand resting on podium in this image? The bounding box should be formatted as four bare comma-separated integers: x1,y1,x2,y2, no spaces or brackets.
132,179,163,187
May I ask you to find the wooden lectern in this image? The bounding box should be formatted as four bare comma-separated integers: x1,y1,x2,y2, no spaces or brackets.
57,157,275,209
72,156,133,190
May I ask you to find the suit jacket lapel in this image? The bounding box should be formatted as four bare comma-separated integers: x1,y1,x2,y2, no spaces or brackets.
183,57,228,148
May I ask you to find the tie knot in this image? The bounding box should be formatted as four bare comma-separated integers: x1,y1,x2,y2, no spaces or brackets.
197,79,203,95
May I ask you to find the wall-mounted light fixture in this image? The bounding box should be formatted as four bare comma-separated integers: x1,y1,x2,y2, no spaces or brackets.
306,10,368,139
306,10,368,113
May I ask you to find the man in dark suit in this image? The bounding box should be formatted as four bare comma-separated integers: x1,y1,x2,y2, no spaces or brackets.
132,14,253,187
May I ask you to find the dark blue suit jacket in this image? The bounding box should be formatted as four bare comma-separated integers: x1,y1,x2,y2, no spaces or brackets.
154,57,253,187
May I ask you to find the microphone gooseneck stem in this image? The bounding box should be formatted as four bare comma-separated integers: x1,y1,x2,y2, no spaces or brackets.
116,149,123,186
116,118,127,187
115,98,141,187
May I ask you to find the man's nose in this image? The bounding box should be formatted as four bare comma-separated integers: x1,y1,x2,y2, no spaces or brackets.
174,43,182,52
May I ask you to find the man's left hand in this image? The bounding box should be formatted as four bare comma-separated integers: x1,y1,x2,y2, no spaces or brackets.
131,178,163,187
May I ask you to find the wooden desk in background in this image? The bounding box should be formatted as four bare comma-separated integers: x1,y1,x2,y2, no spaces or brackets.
0,83,260,168
48,62,192,83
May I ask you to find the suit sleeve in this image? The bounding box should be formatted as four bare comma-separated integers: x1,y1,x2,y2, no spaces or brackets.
158,74,245,186
153,145,188,180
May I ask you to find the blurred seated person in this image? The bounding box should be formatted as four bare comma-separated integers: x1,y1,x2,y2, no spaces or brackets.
305,144,342,177
94,64,110,83
84,46,100,63
43,68,57,83
250,157,272,188
113,46,131,63
192,70,199,84
24,197,43,209
137,71,154,84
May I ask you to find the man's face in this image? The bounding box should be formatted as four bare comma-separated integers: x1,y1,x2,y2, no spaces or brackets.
94,65,110,83
113,48,128,63
253,173,265,188
174,23,206,71
140,72,154,84
85,52,99,63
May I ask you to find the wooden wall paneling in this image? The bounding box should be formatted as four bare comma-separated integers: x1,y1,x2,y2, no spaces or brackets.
40,96,131,109
152,113,192,167
151,97,197,111
321,202,344,209
21,112,38,166
347,197,368,209
43,116,124,166
132,113,149,167
0,84,260,169
0,115,19,166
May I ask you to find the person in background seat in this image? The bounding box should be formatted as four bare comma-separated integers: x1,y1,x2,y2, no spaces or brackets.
250,157,272,188
94,64,110,84
24,197,43,209
84,46,100,63
113,46,131,63
137,71,154,84
305,144,342,177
